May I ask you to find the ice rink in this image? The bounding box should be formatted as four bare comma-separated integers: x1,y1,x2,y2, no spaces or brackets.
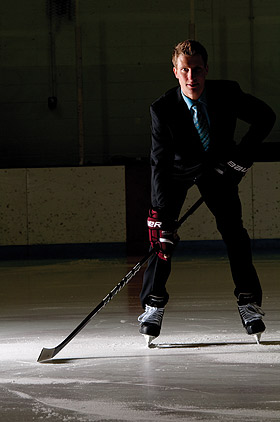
0,252,279,421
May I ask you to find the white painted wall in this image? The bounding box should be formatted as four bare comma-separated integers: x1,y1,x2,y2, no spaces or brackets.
0,166,126,246
179,162,280,241
0,163,279,247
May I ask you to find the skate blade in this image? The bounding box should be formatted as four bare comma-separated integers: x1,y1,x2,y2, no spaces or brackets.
254,333,262,344
142,334,156,348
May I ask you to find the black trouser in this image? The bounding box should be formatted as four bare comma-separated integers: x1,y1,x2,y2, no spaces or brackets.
140,171,262,308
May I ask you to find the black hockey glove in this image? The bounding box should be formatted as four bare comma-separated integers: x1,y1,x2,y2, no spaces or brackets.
147,209,179,261
215,160,252,184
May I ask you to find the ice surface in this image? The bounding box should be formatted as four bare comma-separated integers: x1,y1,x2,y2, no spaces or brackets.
0,256,280,421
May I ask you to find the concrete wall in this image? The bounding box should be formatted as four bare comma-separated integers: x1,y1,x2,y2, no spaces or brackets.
0,163,279,251
0,166,126,246
179,162,280,242
1,2,279,259
1,0,279,168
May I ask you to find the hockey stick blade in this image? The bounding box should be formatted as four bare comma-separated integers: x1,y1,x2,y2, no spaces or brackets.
37,347,57,362
37,196,204,362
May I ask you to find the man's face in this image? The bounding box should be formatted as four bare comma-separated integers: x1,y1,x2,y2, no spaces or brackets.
173,53,208,100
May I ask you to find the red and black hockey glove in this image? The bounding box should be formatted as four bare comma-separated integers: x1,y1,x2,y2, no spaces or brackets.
147,209,179,261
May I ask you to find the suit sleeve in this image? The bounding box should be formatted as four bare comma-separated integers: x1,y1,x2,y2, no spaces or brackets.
150,102,175,214
234,83,276,163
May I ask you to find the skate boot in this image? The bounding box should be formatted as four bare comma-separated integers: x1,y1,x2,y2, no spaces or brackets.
138,305,165,347
237,293,265,344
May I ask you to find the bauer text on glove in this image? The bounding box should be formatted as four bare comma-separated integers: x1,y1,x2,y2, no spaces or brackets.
215,159,252,184
147,209,179,261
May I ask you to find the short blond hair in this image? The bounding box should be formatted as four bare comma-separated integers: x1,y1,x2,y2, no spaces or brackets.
172,40,208,67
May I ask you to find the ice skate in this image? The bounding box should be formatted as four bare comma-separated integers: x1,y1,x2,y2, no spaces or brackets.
138,305,164,347
237,293,265,344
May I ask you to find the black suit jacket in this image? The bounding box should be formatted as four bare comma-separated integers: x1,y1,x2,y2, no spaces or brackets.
150,80,276,211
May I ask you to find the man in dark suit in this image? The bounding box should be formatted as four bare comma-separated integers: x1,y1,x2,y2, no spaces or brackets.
138,40,276,346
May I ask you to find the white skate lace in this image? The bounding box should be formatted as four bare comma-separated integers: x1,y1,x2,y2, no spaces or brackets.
138,305,164,326
238,303,265,324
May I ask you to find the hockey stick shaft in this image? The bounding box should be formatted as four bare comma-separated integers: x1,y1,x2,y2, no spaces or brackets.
37,196,204,362
37,249,155,362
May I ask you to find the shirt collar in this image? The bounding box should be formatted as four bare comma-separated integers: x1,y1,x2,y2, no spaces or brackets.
181,90,207,110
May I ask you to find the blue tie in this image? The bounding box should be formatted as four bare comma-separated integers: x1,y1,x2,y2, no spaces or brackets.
191,103,210,151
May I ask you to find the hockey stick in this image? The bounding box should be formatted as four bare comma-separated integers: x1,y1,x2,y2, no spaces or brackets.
37,196,204,362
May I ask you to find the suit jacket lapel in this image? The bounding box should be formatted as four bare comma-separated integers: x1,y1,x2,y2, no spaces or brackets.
173,87,206,151
205,81,221,148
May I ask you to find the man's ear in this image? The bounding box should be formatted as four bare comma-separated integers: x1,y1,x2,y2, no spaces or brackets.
173,66,178,79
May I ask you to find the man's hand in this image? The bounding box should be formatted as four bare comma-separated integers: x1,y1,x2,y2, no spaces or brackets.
147,209,179,261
